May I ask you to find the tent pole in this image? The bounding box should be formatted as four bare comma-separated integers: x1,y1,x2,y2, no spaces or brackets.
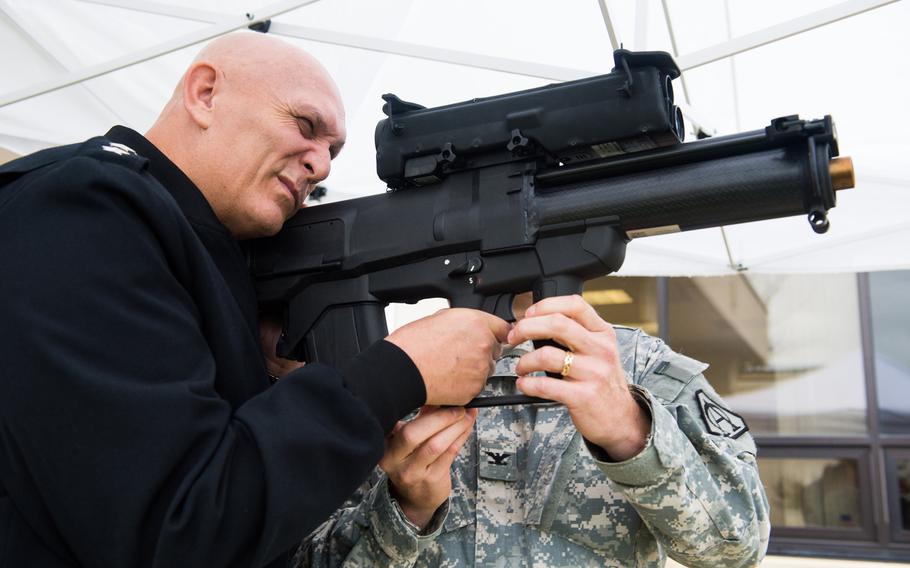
676,0,901,71
74,1,720,137
78,0,230,23
595,0,621,50
633,0,649,50
659,0,691,105
270,22,592,81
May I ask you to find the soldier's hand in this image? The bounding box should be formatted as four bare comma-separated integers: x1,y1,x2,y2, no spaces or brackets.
508,295,651,461
380,406,476,530
386,308,511,406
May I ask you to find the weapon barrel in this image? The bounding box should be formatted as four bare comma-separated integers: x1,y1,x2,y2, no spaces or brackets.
534,116,852,237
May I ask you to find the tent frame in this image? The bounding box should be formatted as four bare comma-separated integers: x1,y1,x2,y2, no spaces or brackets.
0,0,899,109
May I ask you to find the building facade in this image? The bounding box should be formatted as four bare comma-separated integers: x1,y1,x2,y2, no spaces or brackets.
579,270,910,561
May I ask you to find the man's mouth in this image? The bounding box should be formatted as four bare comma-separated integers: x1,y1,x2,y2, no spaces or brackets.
277,175,302,208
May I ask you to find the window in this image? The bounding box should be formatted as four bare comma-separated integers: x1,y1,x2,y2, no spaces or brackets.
885,450,910,543
668,273,867,436
869,270,910,434
759,456,865,530
898,459,910,533
581,271,910,558
583,276,658,335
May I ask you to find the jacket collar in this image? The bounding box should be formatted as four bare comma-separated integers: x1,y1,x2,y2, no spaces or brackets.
103,126,260,337
104,126,231,236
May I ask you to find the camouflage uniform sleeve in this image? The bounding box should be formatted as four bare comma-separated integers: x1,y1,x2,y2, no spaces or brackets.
294,473,448,567
586,331,770,568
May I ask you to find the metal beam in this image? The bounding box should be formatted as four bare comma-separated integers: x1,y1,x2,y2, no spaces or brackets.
2,1,83,69
78,0,596,81
26,0,852,137
676,0,901,71
722,0,742,132
270,22,720,135
78,0,900,86
269,22,590,81
77,0,229,23
274,21,718,134
633,0,649,50
659,0,690,105
595,0,621,50
0,0,317,108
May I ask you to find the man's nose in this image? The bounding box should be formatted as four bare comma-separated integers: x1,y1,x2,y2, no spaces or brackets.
302,143,331,182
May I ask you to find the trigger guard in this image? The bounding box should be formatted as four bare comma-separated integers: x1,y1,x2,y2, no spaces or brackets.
482,293,516,322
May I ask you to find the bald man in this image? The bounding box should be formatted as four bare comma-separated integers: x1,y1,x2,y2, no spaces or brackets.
0,33,508,568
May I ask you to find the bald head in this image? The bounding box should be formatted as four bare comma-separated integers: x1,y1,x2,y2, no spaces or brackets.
155,33,344,132
192,33,339,99
147,32,346,239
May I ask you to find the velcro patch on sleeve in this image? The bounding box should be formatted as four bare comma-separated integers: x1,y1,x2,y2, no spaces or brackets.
696,390,749,439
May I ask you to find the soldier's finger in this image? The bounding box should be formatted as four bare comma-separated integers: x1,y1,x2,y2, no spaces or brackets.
525,294,610,332
386,406,467,462
515,374,584,406
507,312,591,353
515,348,606,381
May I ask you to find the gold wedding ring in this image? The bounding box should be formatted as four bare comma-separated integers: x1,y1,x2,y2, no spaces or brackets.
561,351,574,377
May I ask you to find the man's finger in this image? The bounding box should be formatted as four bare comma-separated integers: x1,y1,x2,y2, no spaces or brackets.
387,420,406,438
477,310,513,344
444,307,512,341
525,295,610,332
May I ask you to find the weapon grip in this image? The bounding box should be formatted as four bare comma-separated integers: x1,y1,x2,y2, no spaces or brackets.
299,302,389,367
466,276,584,408
481,293,517,323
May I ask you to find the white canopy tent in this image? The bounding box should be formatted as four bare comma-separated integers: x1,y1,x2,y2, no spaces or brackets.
1,0,907,276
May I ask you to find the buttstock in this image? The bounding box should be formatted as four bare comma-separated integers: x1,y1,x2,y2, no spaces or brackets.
281,301,389,367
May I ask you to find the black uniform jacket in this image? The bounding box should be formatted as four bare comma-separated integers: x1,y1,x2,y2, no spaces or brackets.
0,127,425,567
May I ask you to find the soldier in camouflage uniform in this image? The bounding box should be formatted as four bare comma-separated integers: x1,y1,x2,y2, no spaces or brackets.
295,295,770,567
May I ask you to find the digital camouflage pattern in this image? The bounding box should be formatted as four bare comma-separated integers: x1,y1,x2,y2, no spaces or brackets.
295,327,770,567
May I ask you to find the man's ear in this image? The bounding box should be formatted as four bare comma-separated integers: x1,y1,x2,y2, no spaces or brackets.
182,62,218,129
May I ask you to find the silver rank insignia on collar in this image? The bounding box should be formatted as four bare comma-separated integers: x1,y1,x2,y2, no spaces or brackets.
101,142,137,156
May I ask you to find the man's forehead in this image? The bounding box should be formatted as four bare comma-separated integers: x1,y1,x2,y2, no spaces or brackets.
282,64,343,118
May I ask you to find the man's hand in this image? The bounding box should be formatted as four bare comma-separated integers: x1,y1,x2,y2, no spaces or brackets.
259,315,305,379
508,295,651,461
380,406,477,530
386,308,510,406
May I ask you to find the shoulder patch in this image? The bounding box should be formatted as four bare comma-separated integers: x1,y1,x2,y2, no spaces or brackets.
696,390,749,439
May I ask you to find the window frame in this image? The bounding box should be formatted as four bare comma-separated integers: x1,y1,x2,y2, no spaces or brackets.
648,272,910,559
885,447,910,543
755,445,877,541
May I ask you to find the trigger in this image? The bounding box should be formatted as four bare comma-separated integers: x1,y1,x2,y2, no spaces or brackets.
482,293,516,322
